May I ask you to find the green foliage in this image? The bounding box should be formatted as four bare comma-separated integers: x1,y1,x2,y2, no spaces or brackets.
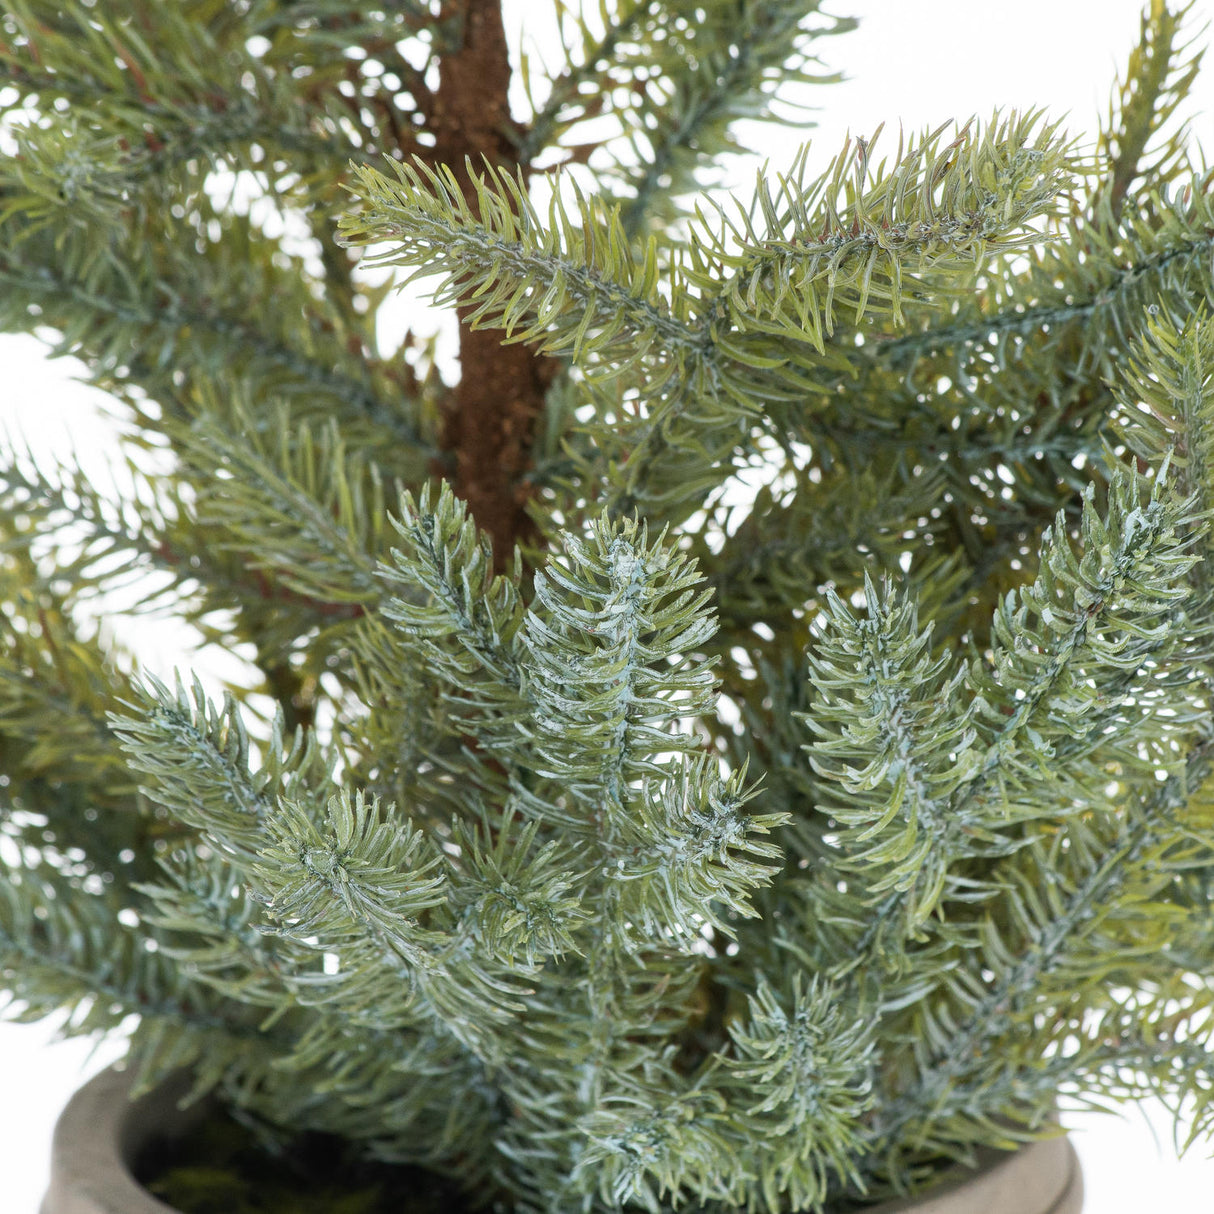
1114,310,1214,505
3,2,1214,1212
712,976,876,1211
1095,0,1205,216
343,110,1076,532
516,0,858,235
800,572,981,929
341,157,680,373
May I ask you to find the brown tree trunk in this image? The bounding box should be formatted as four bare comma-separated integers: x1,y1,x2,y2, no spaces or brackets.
428,0,558,576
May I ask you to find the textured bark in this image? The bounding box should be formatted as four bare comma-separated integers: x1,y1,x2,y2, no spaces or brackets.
429,0,558,576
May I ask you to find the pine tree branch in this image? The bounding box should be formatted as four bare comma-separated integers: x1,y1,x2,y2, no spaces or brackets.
694,461,954,632
874,197,1214,373
802,574,979,926
109,674,334,870
349,112,1074,535
134,847,509,1177
341,157,694,371
174,410,391,609
0,553,170,878
854,726,1214,1177
1113,311,1214,617
515,0,657,166
254,792,541,1065
0,443,184,610
1097,0,1205,219
0,864,268,1045
615,0,855,238
0,859,494,1166
40,489,376,741
0,247,433,455
0,59,352,178
601,113,1077,525
811,468,1200,969
705,976,875,1211
110,673,537,1065
375,480,528,732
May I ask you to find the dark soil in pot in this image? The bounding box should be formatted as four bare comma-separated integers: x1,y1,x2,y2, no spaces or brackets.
134,1103,473,1214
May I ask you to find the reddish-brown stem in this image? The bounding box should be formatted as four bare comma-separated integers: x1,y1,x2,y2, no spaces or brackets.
427,0,558,577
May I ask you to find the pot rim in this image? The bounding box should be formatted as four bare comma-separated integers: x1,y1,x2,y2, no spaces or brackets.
41,1064,209,1214
42,1065,1082,1214
854,1131,1082,1214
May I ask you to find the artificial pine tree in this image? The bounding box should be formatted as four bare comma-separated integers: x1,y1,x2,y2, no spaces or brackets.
2,1,1214,1211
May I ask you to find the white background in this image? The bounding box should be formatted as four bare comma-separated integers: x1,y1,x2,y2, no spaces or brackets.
4,1,1214,1209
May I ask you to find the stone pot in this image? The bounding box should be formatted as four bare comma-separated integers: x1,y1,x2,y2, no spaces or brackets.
41,1065,211,1214
857,1132,1083,1213
43,1065,1083,1214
